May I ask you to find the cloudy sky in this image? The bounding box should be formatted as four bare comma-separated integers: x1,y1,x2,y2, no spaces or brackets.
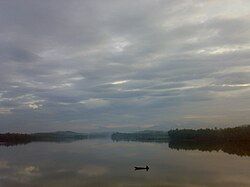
0,0,250,132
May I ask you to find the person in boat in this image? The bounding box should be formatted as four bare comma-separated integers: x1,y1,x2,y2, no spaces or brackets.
134,165,149,171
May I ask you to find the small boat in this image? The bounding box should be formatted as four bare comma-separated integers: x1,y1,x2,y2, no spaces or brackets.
134,165,149,171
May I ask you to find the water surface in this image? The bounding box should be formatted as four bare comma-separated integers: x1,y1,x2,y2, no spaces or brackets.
0,139,250,187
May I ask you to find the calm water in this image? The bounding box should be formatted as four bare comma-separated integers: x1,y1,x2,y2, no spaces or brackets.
0,139,250,187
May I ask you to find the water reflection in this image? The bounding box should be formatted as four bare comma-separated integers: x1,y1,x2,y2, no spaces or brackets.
112,139,250,157
0,139,250,187
3,136,250,157
169,140,250,157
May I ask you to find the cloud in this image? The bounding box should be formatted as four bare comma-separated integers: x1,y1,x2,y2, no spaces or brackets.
0,0,249,132
0,160,9,169
110,80,130,85
79,98,110,109
78,165,108,177
18,166,40,176
0,108,13,115
27,102,42,110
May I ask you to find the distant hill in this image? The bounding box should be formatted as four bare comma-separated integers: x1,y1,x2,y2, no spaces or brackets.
0,131,110,146
31,131,88,141
111,130,169,142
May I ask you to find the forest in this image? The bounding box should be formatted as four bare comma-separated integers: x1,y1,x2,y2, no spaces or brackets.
168,125,250,142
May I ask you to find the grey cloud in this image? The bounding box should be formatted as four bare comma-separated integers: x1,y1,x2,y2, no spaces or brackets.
0,0,250,132
0,45,39,63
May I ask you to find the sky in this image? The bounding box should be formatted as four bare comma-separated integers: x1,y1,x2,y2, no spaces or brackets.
0,0,250,132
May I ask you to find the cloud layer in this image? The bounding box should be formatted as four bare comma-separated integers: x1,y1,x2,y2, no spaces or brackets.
0,0,250,132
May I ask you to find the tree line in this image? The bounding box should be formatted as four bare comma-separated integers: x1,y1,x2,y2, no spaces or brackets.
168,125,250,142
